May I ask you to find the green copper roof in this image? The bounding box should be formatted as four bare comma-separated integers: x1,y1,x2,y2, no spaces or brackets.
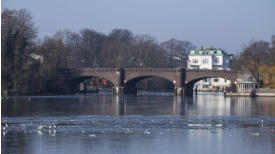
189,50,196,54
188,49,227,55
238,81,255,84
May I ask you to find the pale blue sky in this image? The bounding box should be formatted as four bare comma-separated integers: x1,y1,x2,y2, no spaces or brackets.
2,0,275,53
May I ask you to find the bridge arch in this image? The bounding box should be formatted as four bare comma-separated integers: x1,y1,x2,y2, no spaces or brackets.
66,68,122,93
124,68,183,88
69,75,115,92
124,75,175,94
185,70,238,95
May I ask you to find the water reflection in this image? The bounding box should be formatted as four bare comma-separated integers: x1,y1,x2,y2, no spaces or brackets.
2,92,275,117
182,92,275,117
2,93,275,154
78,95,125,116
173,96,184,116
188,93,231,116
232,97,255,117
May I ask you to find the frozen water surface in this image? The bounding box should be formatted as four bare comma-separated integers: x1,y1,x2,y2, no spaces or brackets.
2,92,275,154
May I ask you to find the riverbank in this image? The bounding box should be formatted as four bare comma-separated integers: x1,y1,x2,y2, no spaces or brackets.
226,89,275,97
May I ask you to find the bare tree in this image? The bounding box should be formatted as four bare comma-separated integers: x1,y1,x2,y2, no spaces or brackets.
237,41,270,87
270,35,275,64
161,39,195,68
1,8,37,93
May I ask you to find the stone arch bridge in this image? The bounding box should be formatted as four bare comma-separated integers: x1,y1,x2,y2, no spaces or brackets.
64,68,238,95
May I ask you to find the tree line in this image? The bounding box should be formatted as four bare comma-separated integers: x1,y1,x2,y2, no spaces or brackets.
1,8,194,95
232,36,275,88
2,8,275,95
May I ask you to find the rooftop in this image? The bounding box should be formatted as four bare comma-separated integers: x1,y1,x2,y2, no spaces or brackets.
188,49,227,55
237,81,255,84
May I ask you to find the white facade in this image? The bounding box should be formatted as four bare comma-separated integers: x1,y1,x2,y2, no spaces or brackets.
189,55,213,69
196,78,231,91
187,49,232,91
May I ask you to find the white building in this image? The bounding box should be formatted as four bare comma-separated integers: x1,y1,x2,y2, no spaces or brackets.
187,48,233,91
30,53,44,63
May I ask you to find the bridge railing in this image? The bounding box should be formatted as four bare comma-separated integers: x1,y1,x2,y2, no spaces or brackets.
124,68,178,72
186,69,237,73
77,68,117,72
64,68,238,74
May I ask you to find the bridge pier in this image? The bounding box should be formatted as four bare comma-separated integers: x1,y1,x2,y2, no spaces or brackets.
112,87,124,95
174,87,184,96
184,88,193,96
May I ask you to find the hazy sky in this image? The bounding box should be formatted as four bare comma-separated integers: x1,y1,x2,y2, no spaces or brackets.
2,0,275,53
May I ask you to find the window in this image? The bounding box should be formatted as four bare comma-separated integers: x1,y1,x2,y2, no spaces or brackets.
192,59,198,63
191,65,199,69
225,79,227,83
213,78,219,82
214,58,219,64
203,79,208,82
202,59,208,64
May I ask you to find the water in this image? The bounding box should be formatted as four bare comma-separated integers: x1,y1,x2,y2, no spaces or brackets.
2,92,275,154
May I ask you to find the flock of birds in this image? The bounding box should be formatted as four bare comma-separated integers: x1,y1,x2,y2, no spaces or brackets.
37,124,57,136
1,121,153,137
1,119,269,137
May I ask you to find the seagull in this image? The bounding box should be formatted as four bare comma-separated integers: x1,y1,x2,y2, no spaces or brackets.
144,129,151,135
38,125,44,130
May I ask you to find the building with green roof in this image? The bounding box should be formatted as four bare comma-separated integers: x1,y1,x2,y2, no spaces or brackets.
187,48,233,91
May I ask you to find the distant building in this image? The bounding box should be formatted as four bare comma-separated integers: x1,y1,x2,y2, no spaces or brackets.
187,48,233,91
30,53,43,63
168,54,186,67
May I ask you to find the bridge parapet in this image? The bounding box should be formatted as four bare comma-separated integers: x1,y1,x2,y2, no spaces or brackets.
77,68,117,72
125,68,177,72
186,69,237,74
186,69,238,82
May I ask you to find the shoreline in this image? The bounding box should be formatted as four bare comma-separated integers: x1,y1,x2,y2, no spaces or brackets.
226,92,275,97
